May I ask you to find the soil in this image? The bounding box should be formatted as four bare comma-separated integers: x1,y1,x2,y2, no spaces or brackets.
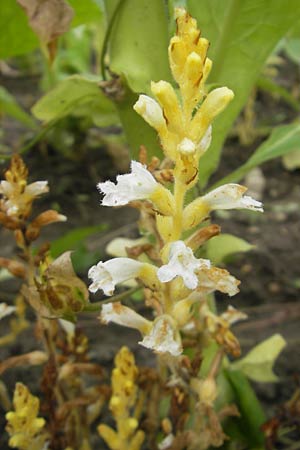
0,60,300,449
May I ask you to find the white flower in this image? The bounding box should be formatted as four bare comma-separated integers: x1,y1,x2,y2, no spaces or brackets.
134,95,166,130
88,257,144,296
140,316,182,356
0,302,16,320
202,184,263,212
157,240,210,289
101,302,151,334
98,161,158,207
101,304,182,357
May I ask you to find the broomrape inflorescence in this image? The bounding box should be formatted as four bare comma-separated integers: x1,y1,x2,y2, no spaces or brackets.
88,7,263,361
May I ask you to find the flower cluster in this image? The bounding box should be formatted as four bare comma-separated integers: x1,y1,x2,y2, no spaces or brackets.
98,346,145,450
88,8,263,358
6,383,49,450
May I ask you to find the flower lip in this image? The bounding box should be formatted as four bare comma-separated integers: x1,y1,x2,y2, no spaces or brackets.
134,95,166,130
157,240,210,290
202,183,264,212
101,302,151,333
139,315,182,356
88,257,144,296
97,160,158,207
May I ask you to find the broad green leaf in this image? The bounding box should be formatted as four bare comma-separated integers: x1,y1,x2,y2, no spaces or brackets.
231,334,286,383
104,0,172,94
50,224,107,258
206,234,253,265
187,0,300,186
0,0,103,59
0,87,36,129
69,0,103,27
0,0,38,59
32,75,118,126
211,123,300,188
284,38,300,64
225,369,266,446
284,18,300,64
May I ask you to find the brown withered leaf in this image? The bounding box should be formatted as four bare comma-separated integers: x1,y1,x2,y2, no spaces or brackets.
46,251,88,302
17,0,74,44
0,351,47,375
22,284,52,317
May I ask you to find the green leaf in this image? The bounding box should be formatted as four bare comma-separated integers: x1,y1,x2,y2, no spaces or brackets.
0,0,38,59
187,0,300,186
68,0,103,27
50,224,107,258
0,0,103,59
32,75,118,126
211,123,300,188
104,0,172,94
231,334,286,383
225,369,266,446
206,233,253,265
0,87,36,129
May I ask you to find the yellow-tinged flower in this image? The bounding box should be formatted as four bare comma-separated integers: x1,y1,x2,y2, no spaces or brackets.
0,155,48,219
98,347,145,450
202,305,247,357
183,183,263,229
100,303,182,357
139,315,182,356
5,383,49,450
134,7,234,171
88,257,158,296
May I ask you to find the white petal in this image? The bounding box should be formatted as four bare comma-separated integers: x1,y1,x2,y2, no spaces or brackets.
140,316,182,356
88,258,144,295
197,125,212,153
158,434,175,450
0,302,16,320
157,241,210,289
202,184,263,212
25,181,49,196
101,302,151,333
98,161,158,206
0,180,14,196
134,95,166,129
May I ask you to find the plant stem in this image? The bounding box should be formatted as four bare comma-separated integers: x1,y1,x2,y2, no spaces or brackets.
83,286,141,312
100,0,126,81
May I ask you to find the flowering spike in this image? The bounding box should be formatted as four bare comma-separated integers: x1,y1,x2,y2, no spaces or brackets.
0,155,48,219
98,347,145,450
5,383,49,450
